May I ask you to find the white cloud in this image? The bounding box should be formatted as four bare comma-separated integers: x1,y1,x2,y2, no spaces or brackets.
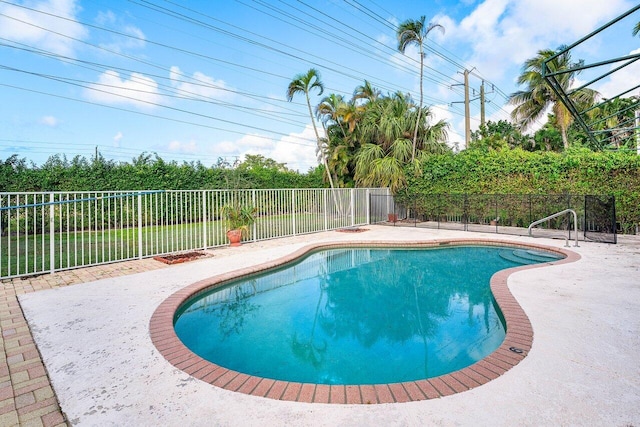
84,70,162,108
269,125,319,172
93,10,146,53
169,66,234,100
40,115,58,127
113,132,123,147
439,0,631,83
210,126,318,172
376,33,393,49
95,10,117,26
213,140,241,156
168,140,198,153
430,104,453,125
99,25,146,53
0,0,87,57
95,10,116,26
238,134,274,149
430,104,462,150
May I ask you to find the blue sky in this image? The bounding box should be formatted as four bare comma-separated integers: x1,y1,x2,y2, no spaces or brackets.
1,0,638,171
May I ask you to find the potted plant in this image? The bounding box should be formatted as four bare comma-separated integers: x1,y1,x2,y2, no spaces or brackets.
221,203,257,247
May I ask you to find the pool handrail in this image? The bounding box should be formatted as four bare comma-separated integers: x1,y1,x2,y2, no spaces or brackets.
528,209,579,247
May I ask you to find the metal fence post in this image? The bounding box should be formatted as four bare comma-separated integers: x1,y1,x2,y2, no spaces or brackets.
49,193,55,273
323,189,328,231
350,189,355,226
202,190,207,249
366,189,370,225
137,192,143,259
291,189,296,235
252,189,257,242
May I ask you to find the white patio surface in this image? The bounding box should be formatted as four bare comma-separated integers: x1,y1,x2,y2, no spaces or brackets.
19,226,640,426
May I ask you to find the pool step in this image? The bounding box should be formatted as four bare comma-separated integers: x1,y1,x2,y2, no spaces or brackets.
499,249,562,265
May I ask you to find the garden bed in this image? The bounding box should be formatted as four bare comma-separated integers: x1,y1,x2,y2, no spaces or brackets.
153,251,209,265
335,227,369,233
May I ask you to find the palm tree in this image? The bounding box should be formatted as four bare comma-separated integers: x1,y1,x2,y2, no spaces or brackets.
509,47,598,150
352,80,381,105
397,16,444,161
286,68,336,190
316,93,349,138
354,93,449,192
354,139,412,193
633,21,640,36
588,96,640,149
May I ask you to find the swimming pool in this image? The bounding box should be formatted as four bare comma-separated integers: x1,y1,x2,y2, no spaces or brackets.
151,240,573,403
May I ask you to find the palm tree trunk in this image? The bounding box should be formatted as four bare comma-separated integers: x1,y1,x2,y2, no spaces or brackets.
320,121,342,192
560,124,569,150
306,96,336,190
337,121,348,140
306,94,342,214
412,46,425,162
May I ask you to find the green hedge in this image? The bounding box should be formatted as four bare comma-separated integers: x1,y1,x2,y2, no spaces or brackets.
404,148,640,233
0,154,324,192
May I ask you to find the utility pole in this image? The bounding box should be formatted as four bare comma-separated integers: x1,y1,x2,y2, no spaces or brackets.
452,68,481,149
464,69,470,148
480,81,485,128
636,110,640,156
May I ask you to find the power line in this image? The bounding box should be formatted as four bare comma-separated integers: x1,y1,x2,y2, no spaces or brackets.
343,0,513,112
0,82,318,146
0,37,311,114
248,0,464,89
344,0,396,32
1,0,514,158
2,0,469,109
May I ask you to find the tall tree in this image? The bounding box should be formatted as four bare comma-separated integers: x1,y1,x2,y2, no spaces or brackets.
470,120,532,150
352,80,381,105
286,68,336,190
397,16,444,161
354,93,448,192
316,93,349,138
587,96,640,149
509,47,598,150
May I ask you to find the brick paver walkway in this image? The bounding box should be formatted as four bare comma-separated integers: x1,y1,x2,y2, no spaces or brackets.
0,259,168,427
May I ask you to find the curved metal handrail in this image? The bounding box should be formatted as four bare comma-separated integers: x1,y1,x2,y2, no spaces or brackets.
528,209,579,247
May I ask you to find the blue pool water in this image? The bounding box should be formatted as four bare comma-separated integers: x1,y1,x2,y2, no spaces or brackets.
174,246,562,385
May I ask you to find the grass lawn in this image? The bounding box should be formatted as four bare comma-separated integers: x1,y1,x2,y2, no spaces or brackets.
1,213,366,278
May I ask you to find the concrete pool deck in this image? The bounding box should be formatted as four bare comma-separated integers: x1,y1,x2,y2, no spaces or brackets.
6,226,640,426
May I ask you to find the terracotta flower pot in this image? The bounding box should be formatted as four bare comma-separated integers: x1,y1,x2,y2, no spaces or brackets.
226,229,243,247
388,213,398,223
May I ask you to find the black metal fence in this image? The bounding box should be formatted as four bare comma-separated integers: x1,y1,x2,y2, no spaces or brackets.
370,193,617,244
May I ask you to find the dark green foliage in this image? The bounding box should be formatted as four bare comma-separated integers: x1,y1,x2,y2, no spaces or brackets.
533,123,564,152
470,120,531,150
0,153,324,192
403,148,640,233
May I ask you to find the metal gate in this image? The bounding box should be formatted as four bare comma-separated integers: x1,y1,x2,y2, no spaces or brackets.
584,195,617,244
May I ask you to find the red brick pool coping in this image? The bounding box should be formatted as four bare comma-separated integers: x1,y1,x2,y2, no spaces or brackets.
149,239,580,404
